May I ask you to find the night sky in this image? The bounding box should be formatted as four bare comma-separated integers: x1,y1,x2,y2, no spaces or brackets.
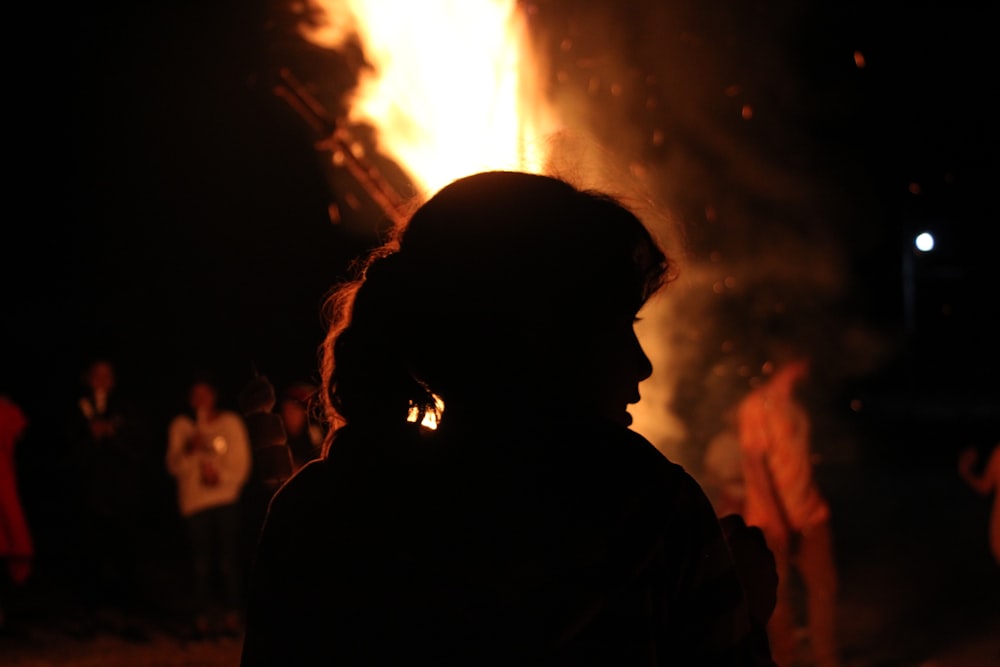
4,1,997,446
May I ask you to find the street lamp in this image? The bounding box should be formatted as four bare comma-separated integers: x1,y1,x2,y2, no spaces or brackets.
902,229,936,339
915,231,935,253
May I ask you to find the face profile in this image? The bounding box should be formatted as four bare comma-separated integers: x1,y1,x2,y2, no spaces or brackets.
318,169,671,433
583,315,655,427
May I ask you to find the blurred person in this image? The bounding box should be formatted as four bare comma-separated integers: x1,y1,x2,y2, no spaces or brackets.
241,171,777,666
66,357,152,641
237,372,292,564
721,512,779,660
278,382,324,472
737,351,840,667
703,406,746,518
958,441,1000,567
166,373,251,639
0,394,32,638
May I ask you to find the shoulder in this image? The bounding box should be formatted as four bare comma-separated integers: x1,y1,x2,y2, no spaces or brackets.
0,396,27,420
169,414,194,432
0,398,28,438
606,427,721,523
264,459,333,529
986,443,1000,475
218,410,249,430
618,425,692,482
560,419,699,503
273,458,328,498
736,390,767,424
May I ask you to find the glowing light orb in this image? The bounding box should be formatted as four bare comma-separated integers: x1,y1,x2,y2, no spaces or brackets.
915,232,935,253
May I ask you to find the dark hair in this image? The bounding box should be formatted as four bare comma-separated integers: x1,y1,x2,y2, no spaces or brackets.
239,375,277,414
318,171,673,442
189,371,221,393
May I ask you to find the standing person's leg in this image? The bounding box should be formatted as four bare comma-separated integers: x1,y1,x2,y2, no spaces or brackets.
106,508,151,642
765,531,799,667
99,507,133,611
0,555,33,638
77,503,107,612
215,501,243,633
798,519,840,667
115,510,143,611
0,564,12,635
186,509,215,636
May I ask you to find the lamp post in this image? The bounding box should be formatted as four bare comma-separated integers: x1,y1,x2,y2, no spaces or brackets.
902,229,935,341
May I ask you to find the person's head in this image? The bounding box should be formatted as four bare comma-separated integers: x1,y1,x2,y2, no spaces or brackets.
239,375,276,415
188,375,220,417
761,340,811,396
280,383,316,435
85,359,116,394
319,170,673,435
779,357,810,383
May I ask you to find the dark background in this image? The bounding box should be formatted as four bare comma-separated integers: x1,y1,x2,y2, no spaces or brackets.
4,0,997,511
1,2,998,662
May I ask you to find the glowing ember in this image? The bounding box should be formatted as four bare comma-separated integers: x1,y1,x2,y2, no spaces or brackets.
300,0,558,198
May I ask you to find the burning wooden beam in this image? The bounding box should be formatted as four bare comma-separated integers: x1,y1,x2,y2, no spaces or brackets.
273,67,409,228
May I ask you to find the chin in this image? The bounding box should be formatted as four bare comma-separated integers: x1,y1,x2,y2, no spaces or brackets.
590,405,632,427
616,411,633,427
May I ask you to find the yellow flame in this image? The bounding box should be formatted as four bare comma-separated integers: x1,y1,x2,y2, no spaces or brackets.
300,0,557,198
407,394,446,430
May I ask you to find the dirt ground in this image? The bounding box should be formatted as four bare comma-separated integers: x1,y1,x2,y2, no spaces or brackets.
1,633,242,667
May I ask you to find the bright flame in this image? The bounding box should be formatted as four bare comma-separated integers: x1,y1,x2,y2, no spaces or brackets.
407,394,446,430
300,0,558,197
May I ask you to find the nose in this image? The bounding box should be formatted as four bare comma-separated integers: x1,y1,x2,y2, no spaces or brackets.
631,330,653,385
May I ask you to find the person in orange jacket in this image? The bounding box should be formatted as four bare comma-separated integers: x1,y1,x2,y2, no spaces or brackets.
737,353,840,667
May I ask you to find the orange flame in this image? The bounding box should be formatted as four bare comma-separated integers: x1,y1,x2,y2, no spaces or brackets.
300,0,558,198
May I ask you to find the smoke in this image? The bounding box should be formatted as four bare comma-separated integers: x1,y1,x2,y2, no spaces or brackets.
280,0,892,468
527,0,889,467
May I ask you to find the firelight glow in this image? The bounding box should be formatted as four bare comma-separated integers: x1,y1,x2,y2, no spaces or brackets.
300,0,559,198
407,394,446,430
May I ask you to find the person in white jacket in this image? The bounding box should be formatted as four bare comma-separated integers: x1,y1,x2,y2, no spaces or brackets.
166,374,251,638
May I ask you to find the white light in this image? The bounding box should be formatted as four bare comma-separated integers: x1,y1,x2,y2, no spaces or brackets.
914,232,935,252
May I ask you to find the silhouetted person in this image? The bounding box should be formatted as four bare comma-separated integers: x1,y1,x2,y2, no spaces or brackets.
241,171,777,666
237,373,292,569
166,374,251,639
737,352,840,667
0,395,32,638
66,358,151,641
703,405,746,518
278,382,324,472
958,441,1000,567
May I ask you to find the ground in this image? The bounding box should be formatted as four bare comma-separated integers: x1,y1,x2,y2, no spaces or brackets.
2,431,998,667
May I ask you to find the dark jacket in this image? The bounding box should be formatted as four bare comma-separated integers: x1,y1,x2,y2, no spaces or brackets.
240,417,766,666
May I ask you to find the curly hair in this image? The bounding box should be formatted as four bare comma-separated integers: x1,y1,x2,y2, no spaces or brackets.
317,171,673,448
